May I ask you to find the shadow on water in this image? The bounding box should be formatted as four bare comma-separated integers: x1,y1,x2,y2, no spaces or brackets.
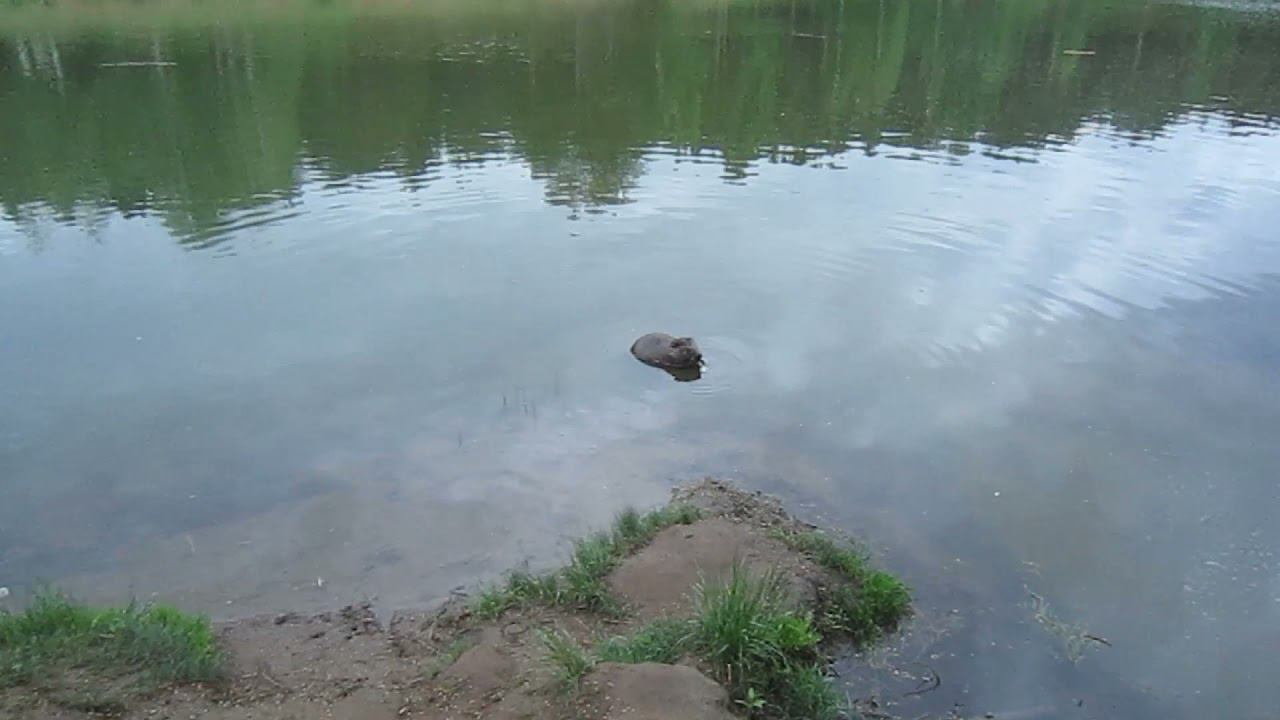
1,2,1279,720
661,366,704,383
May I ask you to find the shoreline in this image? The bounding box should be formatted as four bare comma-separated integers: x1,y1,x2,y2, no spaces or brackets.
2,479,911,720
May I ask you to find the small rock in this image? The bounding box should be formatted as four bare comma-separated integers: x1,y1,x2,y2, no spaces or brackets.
273,612,296,625
502,623,526,638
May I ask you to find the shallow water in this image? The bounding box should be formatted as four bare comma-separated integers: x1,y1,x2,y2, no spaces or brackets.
2,0,1279,717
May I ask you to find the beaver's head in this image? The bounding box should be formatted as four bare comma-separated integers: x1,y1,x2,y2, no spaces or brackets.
666,337,703,368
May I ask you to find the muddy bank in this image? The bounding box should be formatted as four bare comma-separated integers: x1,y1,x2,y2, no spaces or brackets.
2,479,910,720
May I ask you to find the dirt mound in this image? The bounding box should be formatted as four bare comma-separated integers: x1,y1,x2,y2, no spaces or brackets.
424,624,554,719
582,662,736,720
672,478,801,529
607,517,814,620
438,633,517,698
414,609,614,719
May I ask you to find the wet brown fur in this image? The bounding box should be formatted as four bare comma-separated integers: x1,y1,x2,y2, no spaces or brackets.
630,332,703,369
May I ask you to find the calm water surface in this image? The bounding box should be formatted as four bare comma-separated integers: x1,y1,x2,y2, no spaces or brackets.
2,1,1279,717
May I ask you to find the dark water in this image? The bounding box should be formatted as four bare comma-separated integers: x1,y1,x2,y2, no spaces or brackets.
2,0,1280,717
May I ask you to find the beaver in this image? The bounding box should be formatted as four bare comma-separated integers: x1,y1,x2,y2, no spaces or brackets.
630,333,703,370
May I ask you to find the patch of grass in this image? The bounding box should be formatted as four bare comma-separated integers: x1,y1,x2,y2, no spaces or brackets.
472,504,701,618
857,570,912,628
0,591,223,707
818,570,911,645
692,565,796,674
691,564,837,720
769,662,841,720
775,529,911,643
768,613,822,654
776,530,870,579
472,587,515,619
473,570,563,619
594,564,837,719
611,508,647,548
506,570,562,602
539,630,595,686
611,505,702,553
563,532,621,614
582,563,848,719
597,618,693,664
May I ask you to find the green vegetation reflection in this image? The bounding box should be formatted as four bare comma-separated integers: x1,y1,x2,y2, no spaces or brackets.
1,0,1278,244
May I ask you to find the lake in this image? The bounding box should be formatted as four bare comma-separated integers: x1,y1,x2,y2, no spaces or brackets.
1,0,1278,717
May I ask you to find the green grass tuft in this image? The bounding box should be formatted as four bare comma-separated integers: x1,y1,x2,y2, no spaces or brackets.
612,508,646,548
0,590,223,708
597,618,693,664
472,587,515,620
858,570,912,627
768,613,822,654
473,570,563,619
506,570,561,601
560,561,848,719
563,532,621,613
471,504,701,617
692,564,838,719
775,530,870,578
775,529,911,643
692,564,795,676
770,662,841,720
539,630,594,685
